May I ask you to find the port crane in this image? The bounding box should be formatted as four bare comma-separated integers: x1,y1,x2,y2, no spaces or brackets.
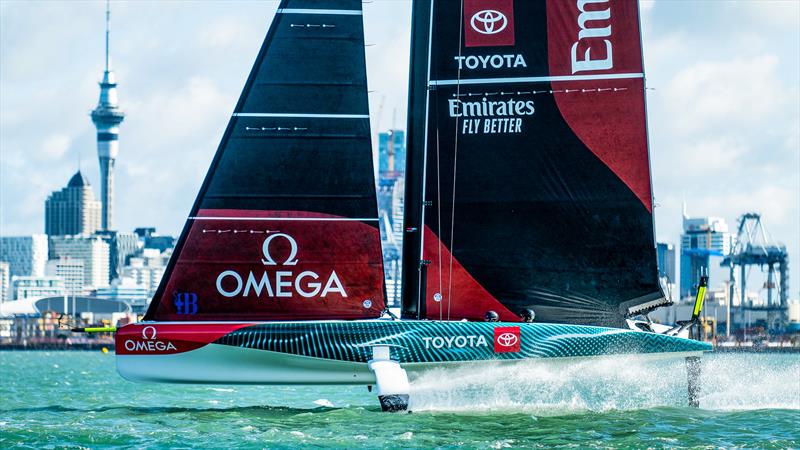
721,213,789,333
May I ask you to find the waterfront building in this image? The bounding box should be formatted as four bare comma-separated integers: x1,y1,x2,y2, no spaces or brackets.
121,248,169,296
11,276,64,300
44,171,102,236
0,262,9,302
49,236,110,290
378,129,406,178
657,242,677,301
91,2,125,231
96,277,150,312
680,214,731,298
45,258,85,296
0,235,48,278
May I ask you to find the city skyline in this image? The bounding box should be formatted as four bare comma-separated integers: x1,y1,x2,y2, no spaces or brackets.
1,0,798,297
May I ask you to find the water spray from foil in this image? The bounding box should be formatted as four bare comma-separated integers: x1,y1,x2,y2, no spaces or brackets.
407,353,800,413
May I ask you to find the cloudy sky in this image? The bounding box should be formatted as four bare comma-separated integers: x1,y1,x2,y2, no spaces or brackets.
1,0,798,299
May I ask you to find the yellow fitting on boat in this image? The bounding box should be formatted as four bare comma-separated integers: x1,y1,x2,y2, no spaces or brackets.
74,326,117,333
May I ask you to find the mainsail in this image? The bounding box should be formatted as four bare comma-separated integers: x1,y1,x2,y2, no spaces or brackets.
145,0,385,321
402,0,667,327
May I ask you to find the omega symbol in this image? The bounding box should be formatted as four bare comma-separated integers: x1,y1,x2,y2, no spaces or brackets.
142,326,157,340
261,233,299,266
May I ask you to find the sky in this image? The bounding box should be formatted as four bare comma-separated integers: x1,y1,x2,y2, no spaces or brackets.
1,0,798,300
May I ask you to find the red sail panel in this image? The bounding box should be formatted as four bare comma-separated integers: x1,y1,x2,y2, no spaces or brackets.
423,227,520,321
149,210,385,321
546,0,652,211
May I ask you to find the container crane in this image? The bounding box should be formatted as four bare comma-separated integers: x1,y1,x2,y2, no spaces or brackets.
721,213,789,333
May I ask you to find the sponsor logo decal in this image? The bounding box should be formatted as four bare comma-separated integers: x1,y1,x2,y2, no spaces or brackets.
215,233,347,300
261,233,298,265
470,10,507,35
422,335,489,350
454,54,527,71
493,326,521,353
571,0,613,74
142,326,157,340
123,326,178,353
449,97,535,135
464,0,515,47
172,291,198,315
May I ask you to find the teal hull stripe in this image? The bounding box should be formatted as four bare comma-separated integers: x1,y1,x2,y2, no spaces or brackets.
213,321,711,363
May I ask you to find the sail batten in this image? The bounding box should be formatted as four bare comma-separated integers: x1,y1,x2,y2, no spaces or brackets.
429,72,643,85
233,113,371,118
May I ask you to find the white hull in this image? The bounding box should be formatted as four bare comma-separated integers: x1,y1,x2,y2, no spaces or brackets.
117,342,705,385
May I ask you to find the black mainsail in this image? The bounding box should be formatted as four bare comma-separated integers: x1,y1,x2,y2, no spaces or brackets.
145,0,385,321
402,0,667,327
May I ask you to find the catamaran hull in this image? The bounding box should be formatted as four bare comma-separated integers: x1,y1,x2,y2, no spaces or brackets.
116,320,711,384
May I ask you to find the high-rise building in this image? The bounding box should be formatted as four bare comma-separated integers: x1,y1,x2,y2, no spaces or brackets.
95,230,140,281
91,2,124,231
133,227,176,253
657,242,677,302
0,235,48,278
46,258,85,296
378,129,406,178
657,243,676,284
679,214,731,298
0,262,9,302
44,171,102,236
49,235,110,289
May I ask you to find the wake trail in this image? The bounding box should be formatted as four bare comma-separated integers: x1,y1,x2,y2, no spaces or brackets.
406,353,800,413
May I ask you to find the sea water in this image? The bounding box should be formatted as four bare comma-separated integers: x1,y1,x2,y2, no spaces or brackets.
1,351,798,449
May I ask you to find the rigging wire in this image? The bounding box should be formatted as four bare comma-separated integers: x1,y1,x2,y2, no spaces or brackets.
446,0,466,321
436,126,443,320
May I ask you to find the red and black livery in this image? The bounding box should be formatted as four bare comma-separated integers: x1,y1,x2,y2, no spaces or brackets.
402,0,666,326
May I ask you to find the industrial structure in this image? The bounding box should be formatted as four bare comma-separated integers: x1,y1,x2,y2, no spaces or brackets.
721,213,790,334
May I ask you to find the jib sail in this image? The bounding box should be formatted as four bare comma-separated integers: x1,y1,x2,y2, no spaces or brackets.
145,0,385,321
402,0,667,327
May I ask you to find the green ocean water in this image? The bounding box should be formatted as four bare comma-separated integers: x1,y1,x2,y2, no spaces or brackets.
1,351,798,449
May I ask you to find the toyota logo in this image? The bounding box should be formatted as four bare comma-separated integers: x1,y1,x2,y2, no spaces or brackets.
496,332,518,347
142,326,157,340
470,10,508,35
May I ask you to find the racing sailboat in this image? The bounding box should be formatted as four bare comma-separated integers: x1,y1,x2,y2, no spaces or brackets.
114,0,711,411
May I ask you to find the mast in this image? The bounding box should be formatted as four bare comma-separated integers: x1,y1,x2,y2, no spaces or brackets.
401,0,434,319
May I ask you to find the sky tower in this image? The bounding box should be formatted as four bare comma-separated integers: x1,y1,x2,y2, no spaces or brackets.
91,0,124,231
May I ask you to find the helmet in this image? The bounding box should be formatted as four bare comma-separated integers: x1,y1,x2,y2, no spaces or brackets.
521,309,535,323
484,310,499,322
